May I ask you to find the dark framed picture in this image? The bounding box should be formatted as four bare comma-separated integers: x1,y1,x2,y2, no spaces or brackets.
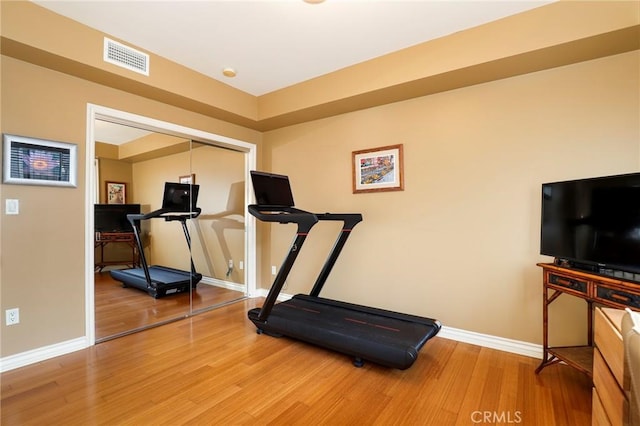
352,144,404,194
2,134,78,187
106,182,126,204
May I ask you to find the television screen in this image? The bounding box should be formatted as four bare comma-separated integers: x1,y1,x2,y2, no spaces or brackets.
95,204,141,232
541,172,640,275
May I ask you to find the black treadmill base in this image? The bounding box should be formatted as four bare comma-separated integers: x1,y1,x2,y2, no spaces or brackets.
249,294,441,370
110,265,202,298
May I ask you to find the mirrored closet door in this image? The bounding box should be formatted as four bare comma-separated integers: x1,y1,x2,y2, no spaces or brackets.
93,120,247,342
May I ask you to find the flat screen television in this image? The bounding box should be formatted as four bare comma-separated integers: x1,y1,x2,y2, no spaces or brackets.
95,204,141,232
540,172,640,279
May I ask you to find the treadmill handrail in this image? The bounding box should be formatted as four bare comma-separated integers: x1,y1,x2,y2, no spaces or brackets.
315,212,363,229
248,204,319,320
126,207,202,223
248,205,318,232
125,207,202,288
309,212,363,297
249,204,364,320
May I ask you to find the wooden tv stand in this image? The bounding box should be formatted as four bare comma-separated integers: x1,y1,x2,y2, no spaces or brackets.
535,262,640,379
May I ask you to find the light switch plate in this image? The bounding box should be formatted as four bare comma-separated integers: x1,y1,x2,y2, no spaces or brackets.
5,199,19,215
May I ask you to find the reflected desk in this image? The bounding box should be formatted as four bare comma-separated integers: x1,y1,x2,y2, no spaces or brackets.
95,232,138,272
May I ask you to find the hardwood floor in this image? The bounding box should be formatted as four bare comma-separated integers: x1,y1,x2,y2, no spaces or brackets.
2,299,592,425
95,271,245,340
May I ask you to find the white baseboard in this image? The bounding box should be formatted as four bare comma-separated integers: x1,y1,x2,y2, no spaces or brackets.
254,288,292,301
251,290,543,359
438,326,543,359
200,276,245,293
2,293,542,372
0,337,89,373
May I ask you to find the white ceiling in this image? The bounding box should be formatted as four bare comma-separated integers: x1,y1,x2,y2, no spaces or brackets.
33,0,553,97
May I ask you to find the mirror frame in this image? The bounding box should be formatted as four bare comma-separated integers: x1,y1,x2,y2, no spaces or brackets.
85,104,257,345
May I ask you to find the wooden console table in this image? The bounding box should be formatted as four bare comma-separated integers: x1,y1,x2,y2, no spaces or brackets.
535,262,640,379
95,232,138,272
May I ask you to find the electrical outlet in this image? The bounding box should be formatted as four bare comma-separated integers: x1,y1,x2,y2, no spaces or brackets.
271,265,277,275
6,308,19,325
228,259,233,269
239,261,244,270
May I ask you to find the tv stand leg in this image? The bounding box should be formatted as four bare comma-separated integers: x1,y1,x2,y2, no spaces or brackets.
535,354,560,374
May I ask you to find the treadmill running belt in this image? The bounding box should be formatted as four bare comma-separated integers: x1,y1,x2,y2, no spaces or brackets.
250,294,441,370
119,266,194,284
111,265,201,298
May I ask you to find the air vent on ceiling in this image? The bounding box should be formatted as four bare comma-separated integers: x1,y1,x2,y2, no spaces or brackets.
103,37,149,76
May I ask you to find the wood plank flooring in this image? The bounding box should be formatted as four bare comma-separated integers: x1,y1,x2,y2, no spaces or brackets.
2,299,592,425
95,271,245,340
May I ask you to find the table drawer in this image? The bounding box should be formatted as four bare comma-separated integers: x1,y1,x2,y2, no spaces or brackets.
547,272,588,295
596,284,640,310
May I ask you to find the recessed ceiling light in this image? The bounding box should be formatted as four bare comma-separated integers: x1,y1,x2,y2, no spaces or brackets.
222,68,236,78
303,0,325,4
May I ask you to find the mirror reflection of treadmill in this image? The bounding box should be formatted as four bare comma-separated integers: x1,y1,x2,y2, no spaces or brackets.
109,182,202,298
247,171,441,370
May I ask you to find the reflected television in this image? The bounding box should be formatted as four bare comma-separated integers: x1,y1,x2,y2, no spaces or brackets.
95,204,141,232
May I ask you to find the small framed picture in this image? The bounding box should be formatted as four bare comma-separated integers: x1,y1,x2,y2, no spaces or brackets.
179,174,195,184
106,182,126,204
352,144,404,194
2,133,77,187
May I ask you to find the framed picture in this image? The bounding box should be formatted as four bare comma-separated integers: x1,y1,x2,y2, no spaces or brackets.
352,144,404,194
179,174,195,184
2,133,78,187
106,182,126,204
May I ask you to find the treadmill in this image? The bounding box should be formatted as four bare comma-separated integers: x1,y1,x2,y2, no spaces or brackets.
248,171,441,369
110,182,203,298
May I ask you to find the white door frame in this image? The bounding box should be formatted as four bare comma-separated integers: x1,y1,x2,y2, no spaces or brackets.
85,104,257,345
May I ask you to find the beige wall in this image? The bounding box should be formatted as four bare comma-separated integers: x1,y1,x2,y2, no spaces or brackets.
98,157,133,203
0,56,261,357
1,0,638,360
263,51,640,345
